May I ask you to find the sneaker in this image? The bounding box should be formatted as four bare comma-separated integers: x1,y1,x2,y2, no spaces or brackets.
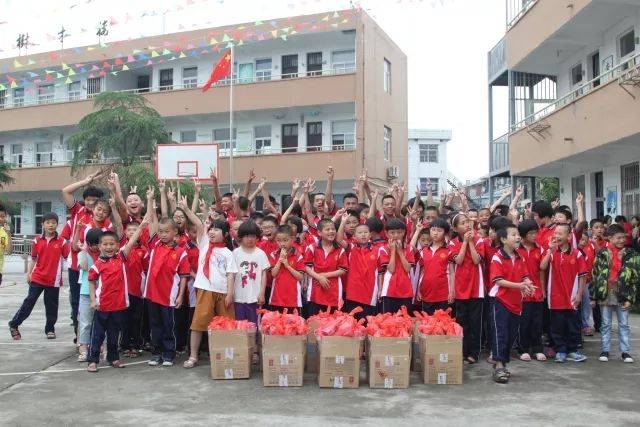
567,351,587,362
148,355,162,366
598,352,609,362
555,352,567,363
621,353,634,363
162,359,174,367
77,352,88,363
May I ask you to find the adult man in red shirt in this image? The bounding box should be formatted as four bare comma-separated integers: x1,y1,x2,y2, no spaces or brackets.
9,213,70,340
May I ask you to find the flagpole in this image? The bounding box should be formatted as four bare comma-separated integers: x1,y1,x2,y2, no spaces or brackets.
229,44,235,192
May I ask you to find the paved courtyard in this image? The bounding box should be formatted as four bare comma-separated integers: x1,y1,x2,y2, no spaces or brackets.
0,272,639,426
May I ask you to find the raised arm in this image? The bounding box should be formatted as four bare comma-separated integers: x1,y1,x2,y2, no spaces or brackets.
178,195,204,238
575,192,586,233
107,172,128,221
336,211,349,249
109,196,124,238
280,179,301,225
122,215,148,256
409,222,424,250
159,180,168,218
325,166,335,213
62,171,102,208
243,169,256,199
210,167,223,210
490,187,512,213
191,178,201,213
146,186,158,237
369,189,380,218
509,184,524,211
426,179,435,207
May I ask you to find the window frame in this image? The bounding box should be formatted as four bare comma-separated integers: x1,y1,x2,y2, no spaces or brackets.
419,178,439,196
11,144,23,167
182,66,198,89
383,126,392,161
34,201,53,235
383,58,391,93
254,125,272,154
419,144,438,163
36,142,54,166
180,130,197,143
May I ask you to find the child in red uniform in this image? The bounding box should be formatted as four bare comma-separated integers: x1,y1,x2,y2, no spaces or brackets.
415,218,454,315
379,219,415,313
516,219,546,362
269,225,306,311
144,217,191,366
304,219,348,317
87,227,145,372
9,213,69,340
540,223,588,363
61,172,105,342
450,213,485,364
489,223,534,383
337,217,385,319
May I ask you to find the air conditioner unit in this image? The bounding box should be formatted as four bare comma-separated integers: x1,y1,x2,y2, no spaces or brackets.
387,165,399,179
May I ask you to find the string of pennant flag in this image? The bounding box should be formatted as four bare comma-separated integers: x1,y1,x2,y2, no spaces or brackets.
0,10,357,91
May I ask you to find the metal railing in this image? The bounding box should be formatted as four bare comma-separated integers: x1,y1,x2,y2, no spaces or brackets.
510,51,640,133
10,236,33,255
0,66,357,111
507,0,537,29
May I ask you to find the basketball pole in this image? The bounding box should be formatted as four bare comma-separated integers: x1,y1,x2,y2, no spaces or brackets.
229,43,235,192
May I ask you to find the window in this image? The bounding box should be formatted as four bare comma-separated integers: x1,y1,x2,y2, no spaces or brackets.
36,142,53,166
621,162,640,216
281,124,299,153
180,130,197,143
0,90,5,109
159,69,173,90
570,63,583,86
419,144,438,163
35,202,52,235
307,52,323,76
384,59,391,93
11,203,21,235
383,126,392,161
182,67,198,88
38,85,54,104
331,120,355,150
61,142,73,162
254,125,272,154
86,77,102,97
68,81,81,101
255,58,272,81
619,29,635,59
11,144,23,167
419,178,439,196
332,50,355,73
213,128,237,151
281,55,298,78
13,88,24,107
306,122,323,151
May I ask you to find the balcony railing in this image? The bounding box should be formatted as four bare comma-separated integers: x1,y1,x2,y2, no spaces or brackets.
3,142,356,169
0,66,356,111
507,0,537,29
490,134,509,173
510,51,640,133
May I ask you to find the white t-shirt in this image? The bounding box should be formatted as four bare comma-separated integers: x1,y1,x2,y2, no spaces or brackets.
232,246,271,304
193,234,238,293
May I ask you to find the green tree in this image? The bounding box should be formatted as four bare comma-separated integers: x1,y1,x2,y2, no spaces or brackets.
67,91,170,190
0,162,14,188
537,177,559,202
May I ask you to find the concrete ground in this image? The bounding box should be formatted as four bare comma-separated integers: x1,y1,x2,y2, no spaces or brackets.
0,273,639,426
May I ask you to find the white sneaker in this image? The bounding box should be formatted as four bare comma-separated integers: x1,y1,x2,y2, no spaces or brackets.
162,360,174,367
621,353,634,363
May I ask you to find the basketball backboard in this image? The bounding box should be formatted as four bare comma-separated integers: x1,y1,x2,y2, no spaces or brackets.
156,143,219,181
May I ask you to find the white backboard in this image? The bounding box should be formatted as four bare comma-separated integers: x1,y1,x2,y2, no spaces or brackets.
156,143,219,181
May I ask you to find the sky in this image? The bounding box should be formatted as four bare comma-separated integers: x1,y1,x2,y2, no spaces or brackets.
0,0,506,181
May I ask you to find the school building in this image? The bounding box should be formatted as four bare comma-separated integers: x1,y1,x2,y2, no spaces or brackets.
0,9,407,235
485,0,640,218
407,129,452,204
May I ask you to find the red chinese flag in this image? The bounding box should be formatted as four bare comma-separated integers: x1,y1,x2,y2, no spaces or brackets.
202,51,232,92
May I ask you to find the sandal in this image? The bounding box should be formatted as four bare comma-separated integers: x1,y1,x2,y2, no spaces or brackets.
9,325,21,341
182,357,198,369
87,363,98,373
519,353,532,362
46,332,56,340
110,360,126,369
493,368,509,384
77,352,88,363
535,353,547,361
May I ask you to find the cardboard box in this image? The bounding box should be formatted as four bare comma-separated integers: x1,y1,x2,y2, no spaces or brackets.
208,329,255,380
306,320,320,374
420,334,463,385
367,336,412,389
411,321,422,372
261,335,306,387
318,336,361,388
